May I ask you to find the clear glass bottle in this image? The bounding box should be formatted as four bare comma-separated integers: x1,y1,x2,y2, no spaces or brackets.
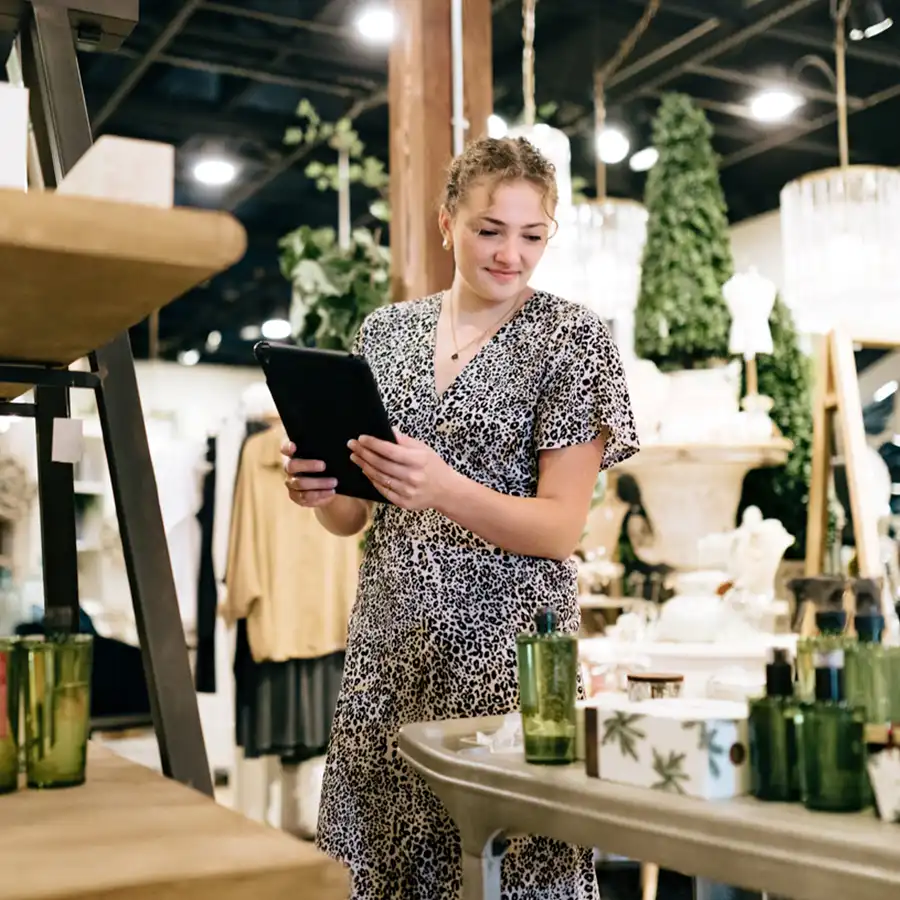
796,646,868,812
516,606,577,765
748,648,800,802
845,613,891,725
796,609,851,702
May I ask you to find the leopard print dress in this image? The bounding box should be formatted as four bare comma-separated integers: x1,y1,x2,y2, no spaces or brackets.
316,290,639,899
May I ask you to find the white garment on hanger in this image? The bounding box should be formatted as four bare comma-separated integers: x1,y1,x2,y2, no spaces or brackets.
148,433,207,631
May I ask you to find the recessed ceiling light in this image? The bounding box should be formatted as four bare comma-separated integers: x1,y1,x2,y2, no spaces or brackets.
629,146,659,172
192,158,237,187
748,88,804,123
354,6,394,44
596,127,630,165
261,318,292,340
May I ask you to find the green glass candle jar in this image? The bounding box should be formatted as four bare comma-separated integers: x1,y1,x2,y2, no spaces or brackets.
22,634,93,789
0,637,21,793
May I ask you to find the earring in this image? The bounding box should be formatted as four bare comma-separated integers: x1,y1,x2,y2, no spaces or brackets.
442,237,451,250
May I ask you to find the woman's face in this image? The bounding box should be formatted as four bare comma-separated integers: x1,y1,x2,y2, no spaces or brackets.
442,178,553,304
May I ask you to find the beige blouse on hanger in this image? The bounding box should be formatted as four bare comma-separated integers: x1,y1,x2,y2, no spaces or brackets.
221,425,360,662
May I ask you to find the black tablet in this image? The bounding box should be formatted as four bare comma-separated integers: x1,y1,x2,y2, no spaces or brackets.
253,340,396,504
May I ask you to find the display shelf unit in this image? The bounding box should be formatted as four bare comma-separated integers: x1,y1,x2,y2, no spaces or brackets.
399,715,900,900
0,0,247,795
0,743,349,900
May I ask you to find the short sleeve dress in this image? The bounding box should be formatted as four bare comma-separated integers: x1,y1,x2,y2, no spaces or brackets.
316,291,639,900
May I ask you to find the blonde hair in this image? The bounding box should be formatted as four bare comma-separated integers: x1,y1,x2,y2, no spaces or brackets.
441,136,559,221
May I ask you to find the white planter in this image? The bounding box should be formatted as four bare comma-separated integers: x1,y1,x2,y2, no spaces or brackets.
619,442,790,570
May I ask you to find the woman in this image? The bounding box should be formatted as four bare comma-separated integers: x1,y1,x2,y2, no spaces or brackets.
282,136,639,899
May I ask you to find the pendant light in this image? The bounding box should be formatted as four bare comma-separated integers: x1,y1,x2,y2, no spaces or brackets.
780,0,900,335
848,0,893,40
505,0,576,299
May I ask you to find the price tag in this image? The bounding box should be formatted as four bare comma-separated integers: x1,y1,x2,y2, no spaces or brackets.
868,748,900,823
51,418,84,464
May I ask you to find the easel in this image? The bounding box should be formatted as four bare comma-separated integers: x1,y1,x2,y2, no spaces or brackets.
0,0,213,795
806,329,882,583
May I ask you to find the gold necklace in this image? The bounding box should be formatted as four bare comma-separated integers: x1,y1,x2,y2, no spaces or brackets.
447,290,528,361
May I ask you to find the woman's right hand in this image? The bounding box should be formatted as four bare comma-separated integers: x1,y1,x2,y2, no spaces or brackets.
281,439,338,508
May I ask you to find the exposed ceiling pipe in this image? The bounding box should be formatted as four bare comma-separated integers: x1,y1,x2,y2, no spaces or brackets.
721,79,900,168
686,63,864,108
566,0,818,138
110,46,368,97
611,0,821,105
222,90,387,212
593,0,660,200
92,0,205,132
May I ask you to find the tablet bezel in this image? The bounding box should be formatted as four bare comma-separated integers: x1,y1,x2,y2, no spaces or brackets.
253,340,396,505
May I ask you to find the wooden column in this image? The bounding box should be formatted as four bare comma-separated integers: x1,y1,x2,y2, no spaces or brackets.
389,0,493,303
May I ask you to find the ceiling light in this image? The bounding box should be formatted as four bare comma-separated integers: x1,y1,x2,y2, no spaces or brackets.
487,114,508,139
192,157,237,187
178,349,201,367
206,330,222,352
629,146,659,172
849,0,893,40
240,324,261,341
354,5,394,44
596,127,630,165
261,318,292,340
748,88,804,123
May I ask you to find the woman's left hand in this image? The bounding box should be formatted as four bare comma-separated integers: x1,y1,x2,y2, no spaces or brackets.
349,430,456,510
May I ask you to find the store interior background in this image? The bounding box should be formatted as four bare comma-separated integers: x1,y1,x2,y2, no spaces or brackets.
2,0,900,896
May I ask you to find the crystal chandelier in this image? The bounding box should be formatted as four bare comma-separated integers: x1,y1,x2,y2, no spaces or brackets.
779,1,900,335
570,199,647,352
780,165,900,334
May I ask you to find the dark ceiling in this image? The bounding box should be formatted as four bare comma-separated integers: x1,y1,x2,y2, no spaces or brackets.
8,0,900,365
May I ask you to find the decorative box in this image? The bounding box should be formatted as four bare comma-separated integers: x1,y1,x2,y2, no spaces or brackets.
584,694,750,800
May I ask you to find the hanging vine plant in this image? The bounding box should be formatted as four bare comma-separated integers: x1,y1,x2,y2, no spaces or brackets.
278,98,391,351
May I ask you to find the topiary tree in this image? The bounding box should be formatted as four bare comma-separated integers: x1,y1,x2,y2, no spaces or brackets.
738,297,814,558
634,93,733,371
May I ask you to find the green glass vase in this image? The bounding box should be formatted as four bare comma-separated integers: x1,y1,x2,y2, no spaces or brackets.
748,649,800,802
22,634,93,789
796,649,867,813
0,638,21,793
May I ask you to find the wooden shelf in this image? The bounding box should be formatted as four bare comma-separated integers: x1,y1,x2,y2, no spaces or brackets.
0,744,348,899
0,188,247,399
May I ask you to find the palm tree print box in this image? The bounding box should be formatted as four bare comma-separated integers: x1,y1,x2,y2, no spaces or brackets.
584,696,750,800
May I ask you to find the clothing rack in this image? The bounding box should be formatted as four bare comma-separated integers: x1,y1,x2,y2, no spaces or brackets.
0,0,246,795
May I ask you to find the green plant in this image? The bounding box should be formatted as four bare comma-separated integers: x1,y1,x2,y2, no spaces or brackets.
279,225,390,351
738,297,814,559
285,99,390,222
634,93,733,371
279,98,392,351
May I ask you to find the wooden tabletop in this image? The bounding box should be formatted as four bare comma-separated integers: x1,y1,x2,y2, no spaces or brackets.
0,744,349,899
0,188,247,399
